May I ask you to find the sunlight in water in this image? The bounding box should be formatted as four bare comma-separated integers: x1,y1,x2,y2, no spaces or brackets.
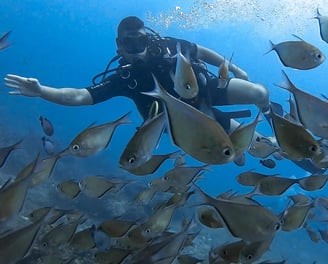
146,0,328,38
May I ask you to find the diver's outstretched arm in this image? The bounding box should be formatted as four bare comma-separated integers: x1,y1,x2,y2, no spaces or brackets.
4,74,93,106
196,44,249,80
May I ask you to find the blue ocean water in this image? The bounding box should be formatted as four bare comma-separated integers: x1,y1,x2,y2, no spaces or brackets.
1,0,328,263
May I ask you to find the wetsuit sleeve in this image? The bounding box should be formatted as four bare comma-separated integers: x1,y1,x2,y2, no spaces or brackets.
85,73,126,104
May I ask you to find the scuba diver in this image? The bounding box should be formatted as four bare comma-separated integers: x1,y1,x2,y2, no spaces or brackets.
5,16,326,174
4,16,269,132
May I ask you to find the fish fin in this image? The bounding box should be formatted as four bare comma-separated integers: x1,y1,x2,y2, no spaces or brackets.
228,52,234,65
321,93,328,101
0,178,13,191
0,31,12,50
274,70,296,93
270,101,284,116
313,7,321,20
233,153,246,166
291,34,305,41
169,70,175,82
141,74,167,99
263,40,275,55
176,42,182,54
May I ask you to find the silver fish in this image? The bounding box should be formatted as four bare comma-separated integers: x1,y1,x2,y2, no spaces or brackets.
236,170,277,187
266,37,325,69
132,217,195,263
98,219,136,237
0,155,39,220
79,175,127,198
140,204,176,238
260,158,276,169
195,185,281,242
171,42,199,99
142,75,235,164
314,8,328,44
230,111,261,158
70,226,96,250
270,107,320,160
217,57,229,89
209,239,245,263
254,176,298,196
198,206,224,229
40,217,85,248
298,174,328,191
239,238,273,264
280,197,313,231
128,150,182,176
57,179,81,199
276,71,328,139
0,208,50,264
248,135,280,159
120,112,166,171
0,139,22,168
15,154,60,187
61,111,131,157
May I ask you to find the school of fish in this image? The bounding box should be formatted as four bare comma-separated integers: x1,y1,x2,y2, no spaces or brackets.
1,8,328,264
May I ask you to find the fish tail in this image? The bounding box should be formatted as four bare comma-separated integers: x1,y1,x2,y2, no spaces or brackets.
274,70,296,93
193,183,214,204
141,74,167,100
280,70,297,92
168,150,183,159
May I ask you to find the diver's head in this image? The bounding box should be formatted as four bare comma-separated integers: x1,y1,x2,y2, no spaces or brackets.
116,16,148,63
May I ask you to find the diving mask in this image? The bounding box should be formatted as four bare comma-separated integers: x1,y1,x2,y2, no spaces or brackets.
120,34,148,54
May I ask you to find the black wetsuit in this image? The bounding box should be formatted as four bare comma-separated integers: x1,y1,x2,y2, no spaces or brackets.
86,35,225,121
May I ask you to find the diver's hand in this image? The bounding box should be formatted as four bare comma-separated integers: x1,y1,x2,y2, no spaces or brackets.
4,74,42,97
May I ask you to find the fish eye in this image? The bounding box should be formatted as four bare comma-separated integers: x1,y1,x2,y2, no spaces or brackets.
42,241,48,247
185,83,191,90
148,182,153,187
128,156,136,164
316,53,322,59
72,144,80,151
222,147,232,157
274,222,281,230
255,136,261,142
144,228,151,233
309,145,318,152
163,176,169,181
222,249,228,256
246,254,253,260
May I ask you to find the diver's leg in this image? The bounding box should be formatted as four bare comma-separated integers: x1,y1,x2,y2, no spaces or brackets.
224,78,270,110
